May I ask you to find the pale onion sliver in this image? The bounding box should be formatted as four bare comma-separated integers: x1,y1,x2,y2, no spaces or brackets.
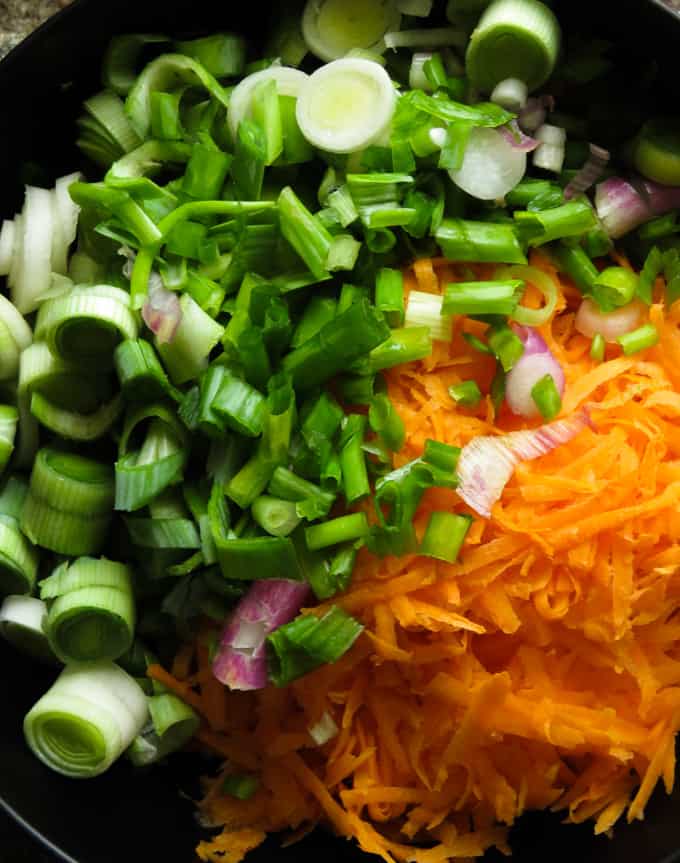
448,127,527,201
0,220,15,276
575,298,646,344
52,172,82,276
16,187,54,315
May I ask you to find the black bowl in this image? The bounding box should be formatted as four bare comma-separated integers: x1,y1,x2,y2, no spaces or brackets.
2,1,680,860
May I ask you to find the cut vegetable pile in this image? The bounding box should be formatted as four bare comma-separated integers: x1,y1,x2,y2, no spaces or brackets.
2,0,680,860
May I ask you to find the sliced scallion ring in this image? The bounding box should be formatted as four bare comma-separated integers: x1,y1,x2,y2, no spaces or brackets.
296,58,397,154
156,294,224,385
24,661,149,778
21,448,115,555
35,285,139,371
19,342,109,414
302,0,401,62
0,518,39,597
84,89,143,155
227,66,309,144
632,119,680,187
41,557,135,664
0,405,18,473
0,596,55,663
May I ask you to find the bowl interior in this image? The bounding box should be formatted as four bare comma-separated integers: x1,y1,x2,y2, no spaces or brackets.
1,0,680,861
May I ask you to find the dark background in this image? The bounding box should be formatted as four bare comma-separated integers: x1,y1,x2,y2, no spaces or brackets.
0,813,53,862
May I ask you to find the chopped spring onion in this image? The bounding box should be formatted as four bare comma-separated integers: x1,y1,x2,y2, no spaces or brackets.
617,323,660,356
449,380,482,407
156,294,223,384
491,77,528,111
590,333,606,362
531,373,562,420
350,326,432,375
375,268,405,327
0,595,55,663
227,66,309,143
0,405,17,472
632,118,680,187
420,511,472,562
339,414,370,503
251,496,302,538
302,0,401,62
305,512,369,551
268,467,335,521
442,280,523,316
591,267,639,312
267,605,364,687
296,59,397,154
126,53,231,139
532,123,566,173
221,773,260,800
465,0,561,93
103,33,169,96
488,323,524,372
0,485,39,597
174,32,247,78
115,404,187,512
21,448,115,556
40,557,135,664
24,661,148,778
369,393,406,452
212,369,267,438
409,52,435,92
404,290,453,342
384,28,466,51
115,339,175,402
435,219,527,264
127,692,200,767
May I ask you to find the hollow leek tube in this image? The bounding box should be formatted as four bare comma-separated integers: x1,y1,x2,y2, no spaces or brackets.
0,595,55,663
30,393,124,443
41,557,135,664
114,339,175,402
115,403,188,512
0,405,18,473
19,341,109,414
465,0,561,93
35,285,139,371
24,661,148,778
127,692,200,767
21,448,114,556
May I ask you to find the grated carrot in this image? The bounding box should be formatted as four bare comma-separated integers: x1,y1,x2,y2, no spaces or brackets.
181,252,680,862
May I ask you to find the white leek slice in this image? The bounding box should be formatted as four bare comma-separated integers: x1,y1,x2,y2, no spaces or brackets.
51,172,83,277
24,661,148,778
302,0,401,62
448,126,527,201
0,295,32,352
0,595,55,663
227,66,309,144
0,220,15,276
8,213,23,298
14,187,54,315
296,58,397,154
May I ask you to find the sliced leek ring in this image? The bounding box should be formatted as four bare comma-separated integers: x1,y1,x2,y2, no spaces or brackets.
302,0,401,62
227,67,309,144
296,58,396,154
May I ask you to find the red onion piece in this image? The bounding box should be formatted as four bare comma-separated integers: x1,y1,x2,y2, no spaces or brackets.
498,120,539,153
564,144,610,201
456,409,592,518
518,94,555,133
505,326,565,419
595,176,680,239
575,297,647,343
142,279,182,344
212,579,310,691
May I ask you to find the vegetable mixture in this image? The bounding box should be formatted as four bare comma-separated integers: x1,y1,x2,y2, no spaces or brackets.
1,0,680,860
